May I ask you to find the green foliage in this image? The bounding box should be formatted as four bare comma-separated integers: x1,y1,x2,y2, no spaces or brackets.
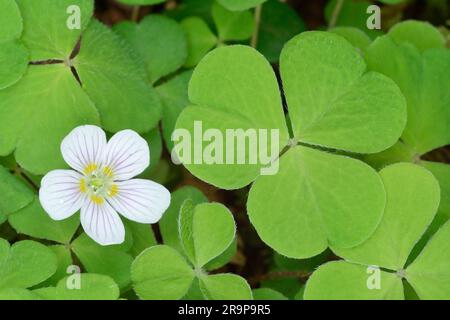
217,0,267,11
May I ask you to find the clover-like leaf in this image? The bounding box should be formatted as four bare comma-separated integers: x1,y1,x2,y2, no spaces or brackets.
181,18,217,68
252,288,288,300
0,288,41,300
0,165,33,217
406,221,450,300
34,274,120,300
0,239,57,289
131,245,195,300
0,41,29,90
125,221,157,258
113,15,187,84
280,32,407,154
217,0,267,11
0,0,23,42
212,2,254,42
8,197,80,244
330,27,371,51
39,245,73,287
248,146,386,258
199,273,252,300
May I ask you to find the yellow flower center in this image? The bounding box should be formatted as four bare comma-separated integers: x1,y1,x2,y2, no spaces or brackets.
79,164,118,204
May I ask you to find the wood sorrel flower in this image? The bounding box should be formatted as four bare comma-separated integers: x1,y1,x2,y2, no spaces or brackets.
39,125,170,246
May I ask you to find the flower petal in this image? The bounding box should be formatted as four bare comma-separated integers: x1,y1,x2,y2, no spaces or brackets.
61,125,107,174
81,200,125,246
102,130,150,181
107,179,170,224
39,170,86,221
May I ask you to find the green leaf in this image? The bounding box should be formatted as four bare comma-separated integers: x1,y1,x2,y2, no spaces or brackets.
16,0,94,61
71,233,133,289
35,274,120,300
204,238,236,271
117,0,165,4
280,32,407,154
217,0,266,11
252,288,288,300
365,35,450,155
159,186,207,252
141,127,162,174
330,27,371,51
0,41,29,90
178,199,197,264
0,0,23,42
39,245,73,287
181,17,217,68
199,274,252,300
175,45,289,190
9,197,80,244
388,20,445,52
334,163,440,271
0,288,40,300
406,221,450,300
0,64,100,174
304,261,404,300
257,0,305,63
74,20,161,133
113,15,187,84
192,203,236,268
212,2,254,42
0,165,33,216
157,70,193,151
0,239,57,289
131,245,195,300
247,146,386,258
125,221,157,258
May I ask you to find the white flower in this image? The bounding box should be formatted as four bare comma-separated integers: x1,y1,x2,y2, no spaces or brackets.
39,125,171,246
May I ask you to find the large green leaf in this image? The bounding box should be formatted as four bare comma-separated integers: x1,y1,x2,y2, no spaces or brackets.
16,0,93,61
212,2,254,42
0,41,29,90
0,65,100,174
131,245,195,300
0,0,23,42
125,221,157,258
9,197,79,244
0,288,40,300
388,20,445,52
0,165,33,216
74,20,161,133
406,221,450,300
0,239,57,289
175,45,289,189
304,261,404,300
334,163,440,271
280,31,406,154
113,15,187,84
199,274,252,300
181,17,217,68
247,146,386,258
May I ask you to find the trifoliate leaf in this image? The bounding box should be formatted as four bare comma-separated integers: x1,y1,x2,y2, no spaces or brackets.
0,41,29,90
406,221,450,300
304,261,404,300
389,20,445,52
74,20,161,133
181,17,217,68
199,274,252,300
365,34,450,155
159,186,207,252
0,239,57,289
0,165,33,216
157,70,193,150
175,45,289,190
257,0,305,63
252,288,288,300
212,2,254,42
334,163,440,270
217,0,267,11
35,274,120,300
16,0,94,61
247,146,386,258
192,203,236,268
8,197,80,244
0,0,23,42
131,245,195,300
204,238,236,271
280,32,407,154
71,233,133,289
0,64,100,174
113,15,187,84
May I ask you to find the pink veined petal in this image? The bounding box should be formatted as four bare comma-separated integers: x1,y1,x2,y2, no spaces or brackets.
81,200,125,246
101,130,150,181
61,125,107,173
107,179,170,224
39,170,86,221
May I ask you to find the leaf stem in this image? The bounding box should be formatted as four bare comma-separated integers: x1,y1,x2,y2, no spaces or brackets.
13,165,39,192
328,0,344,29
131,5,140,22
251,4,263,48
